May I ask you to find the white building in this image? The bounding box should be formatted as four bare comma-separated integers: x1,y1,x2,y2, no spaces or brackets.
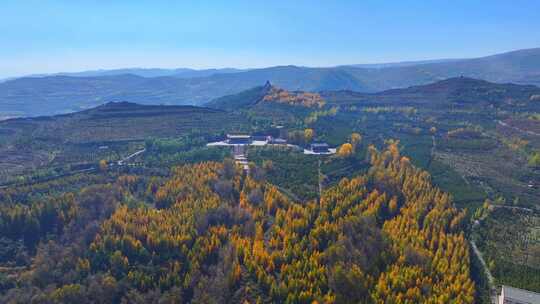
499,285,540,304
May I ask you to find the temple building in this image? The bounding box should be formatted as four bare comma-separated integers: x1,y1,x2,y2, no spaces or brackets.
226,134,252,145
310,143,330,153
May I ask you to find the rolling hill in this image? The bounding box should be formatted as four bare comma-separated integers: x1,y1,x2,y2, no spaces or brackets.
0,101,250,182
209,76,540,111
333,76,540,110
0,101,247,144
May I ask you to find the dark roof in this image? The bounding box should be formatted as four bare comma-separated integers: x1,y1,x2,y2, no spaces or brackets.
311,143,329,148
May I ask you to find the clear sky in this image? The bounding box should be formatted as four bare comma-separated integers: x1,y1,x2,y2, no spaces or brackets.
1,0,539,78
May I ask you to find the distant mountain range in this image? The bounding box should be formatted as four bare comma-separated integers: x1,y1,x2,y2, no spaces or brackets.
1,48,540,117
343,58,464,69
21,67,245,79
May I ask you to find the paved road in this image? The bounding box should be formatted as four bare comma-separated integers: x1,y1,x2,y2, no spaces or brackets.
470,240,498,304
274,185,302,203
318,159,323,201
471,240,494,285
117,148,146,165
498,120,540,137
1,149,146,190
491,204,535,213
426,135,436,168
0,167,96,190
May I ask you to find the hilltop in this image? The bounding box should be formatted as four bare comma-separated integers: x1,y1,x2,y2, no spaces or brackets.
205,82,273,111
207,81,326,111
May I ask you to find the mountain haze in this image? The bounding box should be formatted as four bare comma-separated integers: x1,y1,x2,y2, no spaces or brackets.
23,67,245,79
1,48,540,117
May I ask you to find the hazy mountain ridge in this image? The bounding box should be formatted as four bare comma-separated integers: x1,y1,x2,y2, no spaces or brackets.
344,58,463,69
2,48,540,117
20,67,245,79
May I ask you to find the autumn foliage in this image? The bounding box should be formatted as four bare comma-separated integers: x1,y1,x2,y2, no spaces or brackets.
337,143,353,158
80,142,474,302
0,138,475,302
263,86,326,108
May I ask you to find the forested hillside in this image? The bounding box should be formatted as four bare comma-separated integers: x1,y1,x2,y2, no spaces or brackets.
0,143,474,303
1,76,539,302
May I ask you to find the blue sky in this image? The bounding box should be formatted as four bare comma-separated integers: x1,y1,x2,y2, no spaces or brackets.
1,0,539,77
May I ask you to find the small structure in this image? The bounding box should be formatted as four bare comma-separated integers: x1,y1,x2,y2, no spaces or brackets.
232,145,250,172
304,143,336,155
499,285,540,304
234,155,250,171
207,134,285,147
269,138,287,145
310,143,330,153
206,131,299,153
227,134,252,145
252,135,271,142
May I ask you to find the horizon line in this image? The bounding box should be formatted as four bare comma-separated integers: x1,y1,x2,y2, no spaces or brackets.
3,46,539,80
